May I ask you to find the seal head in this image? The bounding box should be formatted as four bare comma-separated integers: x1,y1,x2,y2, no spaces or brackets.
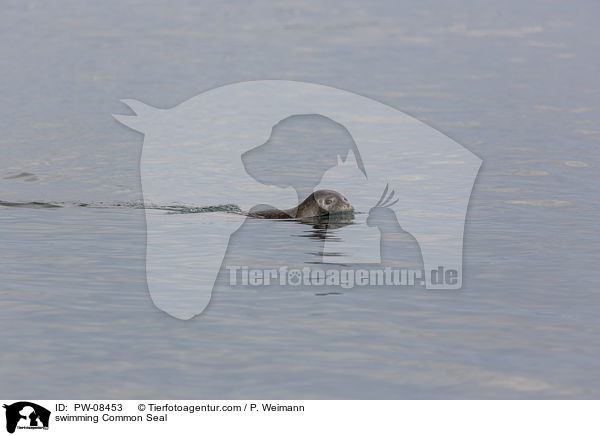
251,189,354,219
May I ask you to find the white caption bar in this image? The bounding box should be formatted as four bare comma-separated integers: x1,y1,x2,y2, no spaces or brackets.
1,400,598,436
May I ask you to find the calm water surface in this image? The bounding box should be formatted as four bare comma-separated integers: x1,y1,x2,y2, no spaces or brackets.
1,0,599,398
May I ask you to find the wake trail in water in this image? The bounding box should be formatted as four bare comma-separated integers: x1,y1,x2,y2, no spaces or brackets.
0,200,243,214
0,201,62,209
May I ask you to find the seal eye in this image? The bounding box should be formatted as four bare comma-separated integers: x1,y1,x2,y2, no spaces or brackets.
325,199,333,205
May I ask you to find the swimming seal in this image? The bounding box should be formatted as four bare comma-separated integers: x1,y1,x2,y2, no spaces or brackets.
250,190,354,219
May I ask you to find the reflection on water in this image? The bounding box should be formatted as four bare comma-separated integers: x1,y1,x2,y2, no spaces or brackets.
294,212,357,233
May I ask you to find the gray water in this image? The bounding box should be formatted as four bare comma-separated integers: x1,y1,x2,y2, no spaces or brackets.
1,0,599,399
